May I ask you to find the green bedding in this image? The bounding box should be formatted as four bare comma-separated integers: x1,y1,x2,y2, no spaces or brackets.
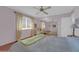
20,34,45,46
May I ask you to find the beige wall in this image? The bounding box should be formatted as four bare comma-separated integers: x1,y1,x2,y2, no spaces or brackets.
0,7,16,46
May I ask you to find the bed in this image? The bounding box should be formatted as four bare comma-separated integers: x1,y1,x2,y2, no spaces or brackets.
9,36,79,52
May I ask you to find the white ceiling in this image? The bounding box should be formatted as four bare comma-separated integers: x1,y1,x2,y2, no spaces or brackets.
7,6,74,18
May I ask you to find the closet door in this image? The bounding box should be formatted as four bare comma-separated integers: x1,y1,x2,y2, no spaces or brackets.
60,17,73,37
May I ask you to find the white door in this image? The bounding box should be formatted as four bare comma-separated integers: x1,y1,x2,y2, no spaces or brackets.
59,17,73,37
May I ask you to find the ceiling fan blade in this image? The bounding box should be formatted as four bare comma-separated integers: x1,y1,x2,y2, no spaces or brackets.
33,7,39,10
44,6,51,10
42,11,48,14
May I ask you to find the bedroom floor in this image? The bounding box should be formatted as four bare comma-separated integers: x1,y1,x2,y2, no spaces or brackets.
9,36,79,52
0,36,79,52
0,41,16,51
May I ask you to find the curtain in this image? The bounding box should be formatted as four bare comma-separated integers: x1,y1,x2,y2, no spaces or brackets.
16,12,23,41
16,12,36,41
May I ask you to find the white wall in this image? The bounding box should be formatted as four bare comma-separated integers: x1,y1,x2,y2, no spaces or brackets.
0,7,16,46
44,22,57,33
58,17,73,37
57,18,61,37
73,7,79,19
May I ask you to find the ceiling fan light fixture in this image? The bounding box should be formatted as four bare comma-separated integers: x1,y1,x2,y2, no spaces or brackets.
33,6,51,15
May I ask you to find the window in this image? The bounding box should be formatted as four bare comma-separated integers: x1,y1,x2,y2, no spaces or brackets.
22,16,33,30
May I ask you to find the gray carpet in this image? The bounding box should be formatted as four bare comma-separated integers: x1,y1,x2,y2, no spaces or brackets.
9,36,79,52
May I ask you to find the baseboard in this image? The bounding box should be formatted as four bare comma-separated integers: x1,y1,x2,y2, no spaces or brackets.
0,40,17,47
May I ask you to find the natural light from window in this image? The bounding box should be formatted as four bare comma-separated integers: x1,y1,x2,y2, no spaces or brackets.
22,16,33,30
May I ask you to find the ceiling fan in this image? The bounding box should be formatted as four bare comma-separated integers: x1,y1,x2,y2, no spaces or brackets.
33,6,51,15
